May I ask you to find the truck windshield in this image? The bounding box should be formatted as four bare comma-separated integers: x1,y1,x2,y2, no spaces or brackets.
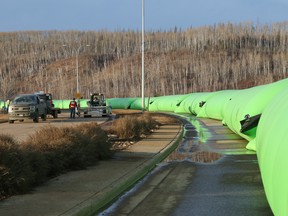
14,96,36,103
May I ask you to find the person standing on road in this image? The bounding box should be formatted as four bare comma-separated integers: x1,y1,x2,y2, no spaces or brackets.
4,99,10,113
69,98,78,119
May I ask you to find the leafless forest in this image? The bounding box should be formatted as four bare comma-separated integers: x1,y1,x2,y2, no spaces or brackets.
0,22,288,100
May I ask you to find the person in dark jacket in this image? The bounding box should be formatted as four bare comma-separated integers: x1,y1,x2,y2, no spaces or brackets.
69,98,77,118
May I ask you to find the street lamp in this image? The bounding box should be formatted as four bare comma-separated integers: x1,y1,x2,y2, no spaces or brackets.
63,44,90,98
141,0,145,113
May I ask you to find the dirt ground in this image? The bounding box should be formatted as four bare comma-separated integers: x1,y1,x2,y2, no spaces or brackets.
0,113,7,120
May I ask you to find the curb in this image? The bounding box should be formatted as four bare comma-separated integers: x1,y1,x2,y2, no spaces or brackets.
72,125,184,216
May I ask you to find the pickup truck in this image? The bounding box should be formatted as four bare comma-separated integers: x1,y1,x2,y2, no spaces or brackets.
8,94,47,123
35,92,61,118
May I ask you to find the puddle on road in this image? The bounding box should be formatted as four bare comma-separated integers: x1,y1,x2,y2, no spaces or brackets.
166,150,222,163
165,122,222,164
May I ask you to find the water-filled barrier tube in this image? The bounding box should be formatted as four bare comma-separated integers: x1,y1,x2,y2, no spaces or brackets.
221,79,288,151
0,100,4,109
53,99,90,109
196,90,238,120
106,98,137,109
174,92,210,114
256,87,288,216
148,94,189,112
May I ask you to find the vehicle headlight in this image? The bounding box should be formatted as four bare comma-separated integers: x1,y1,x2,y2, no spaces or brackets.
8,106,13,112
30,105,36,112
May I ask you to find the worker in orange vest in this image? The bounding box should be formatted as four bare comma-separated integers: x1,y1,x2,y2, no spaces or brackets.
69,98,78,119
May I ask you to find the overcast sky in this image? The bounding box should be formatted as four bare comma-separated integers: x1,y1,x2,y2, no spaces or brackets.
0,0,287,32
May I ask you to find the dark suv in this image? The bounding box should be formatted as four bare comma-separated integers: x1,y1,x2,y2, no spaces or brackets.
8,94,47,123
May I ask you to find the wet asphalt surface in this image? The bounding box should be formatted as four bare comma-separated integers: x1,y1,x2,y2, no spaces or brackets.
100,155,272,216
172,155,273,216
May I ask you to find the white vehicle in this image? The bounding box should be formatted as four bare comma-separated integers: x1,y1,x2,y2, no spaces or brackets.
83,93,111,117
8,94,47,123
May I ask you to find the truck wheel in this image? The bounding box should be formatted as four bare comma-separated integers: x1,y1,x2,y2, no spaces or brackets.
33,112,39,123
41,113,47,121
8,120,14,124
41,110,47,121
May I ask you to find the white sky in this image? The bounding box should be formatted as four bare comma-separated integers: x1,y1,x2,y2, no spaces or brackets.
0,0,287,32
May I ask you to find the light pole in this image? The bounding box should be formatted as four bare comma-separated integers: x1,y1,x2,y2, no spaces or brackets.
141,0,145,113
63,44,90,98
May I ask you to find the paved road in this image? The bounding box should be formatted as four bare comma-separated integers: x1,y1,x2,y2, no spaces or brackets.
105,156,272,216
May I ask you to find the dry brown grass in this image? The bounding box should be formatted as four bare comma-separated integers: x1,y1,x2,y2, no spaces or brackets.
21,123,111,175
112,110,179,125
0,122,111,200
148,113,180,125
110,113,159,139
0,135,31,200
108,111,180,151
